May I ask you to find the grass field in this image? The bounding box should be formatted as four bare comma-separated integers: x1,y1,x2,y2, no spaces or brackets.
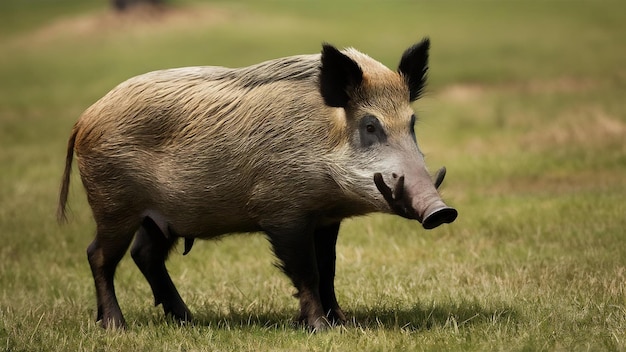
1,0,625,351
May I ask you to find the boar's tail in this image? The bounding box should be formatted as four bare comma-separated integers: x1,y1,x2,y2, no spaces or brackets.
57,126,77,224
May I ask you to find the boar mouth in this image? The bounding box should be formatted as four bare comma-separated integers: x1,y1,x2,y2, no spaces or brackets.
373,168,457,229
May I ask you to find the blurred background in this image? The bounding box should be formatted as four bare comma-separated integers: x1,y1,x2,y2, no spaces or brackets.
0,0,624,350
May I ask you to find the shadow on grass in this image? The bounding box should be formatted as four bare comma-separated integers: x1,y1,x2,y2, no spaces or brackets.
348,302,519,331
141,300,520,332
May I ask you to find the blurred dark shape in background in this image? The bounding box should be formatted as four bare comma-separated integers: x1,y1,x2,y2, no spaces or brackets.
111,0,165,12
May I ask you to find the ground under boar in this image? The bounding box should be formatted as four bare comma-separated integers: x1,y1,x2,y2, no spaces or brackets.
57,38,457,331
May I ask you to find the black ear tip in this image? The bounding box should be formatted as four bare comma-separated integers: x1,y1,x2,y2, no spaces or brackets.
398,37,431,102
410,37,430,54
321,43,341,58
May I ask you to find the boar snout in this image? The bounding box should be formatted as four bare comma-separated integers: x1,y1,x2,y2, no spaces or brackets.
374,170,457,229
422,166,457,228
421,202,458,229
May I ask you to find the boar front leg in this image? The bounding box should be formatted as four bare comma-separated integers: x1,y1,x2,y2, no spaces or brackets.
265,224,328,331
314,222,346,324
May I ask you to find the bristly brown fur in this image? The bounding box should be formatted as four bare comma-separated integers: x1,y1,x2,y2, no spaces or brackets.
59,41,454,330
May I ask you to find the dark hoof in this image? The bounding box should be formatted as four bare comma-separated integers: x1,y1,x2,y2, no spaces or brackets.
296,315,331,332
310,317,331,332
164,305,193,323
327,308,347,326
100,317,127,330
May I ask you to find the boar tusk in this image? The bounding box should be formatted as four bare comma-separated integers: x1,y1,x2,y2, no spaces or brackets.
183,238,195,255
433,166,446,189
374,173,411,218
393,175,405,201
374,173,393,202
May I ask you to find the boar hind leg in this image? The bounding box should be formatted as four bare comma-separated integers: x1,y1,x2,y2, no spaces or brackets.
87,232,134,329
130,217,192,323
314,222,346,325
266,225,328,331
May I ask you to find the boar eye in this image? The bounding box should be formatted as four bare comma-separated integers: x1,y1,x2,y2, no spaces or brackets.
359,115,387,148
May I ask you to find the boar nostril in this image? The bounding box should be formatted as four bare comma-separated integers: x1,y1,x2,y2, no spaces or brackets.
392,173,398,179
422,206,458,230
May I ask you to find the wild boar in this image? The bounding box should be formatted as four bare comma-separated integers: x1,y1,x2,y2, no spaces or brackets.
57,38,457,331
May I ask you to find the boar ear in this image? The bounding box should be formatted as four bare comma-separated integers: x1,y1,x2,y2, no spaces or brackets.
319,44,363,108
398,38,430,101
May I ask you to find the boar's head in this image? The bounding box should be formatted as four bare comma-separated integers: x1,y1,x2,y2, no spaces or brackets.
319,39,457,229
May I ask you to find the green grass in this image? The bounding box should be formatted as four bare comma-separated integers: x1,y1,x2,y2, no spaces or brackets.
1,1,625,351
